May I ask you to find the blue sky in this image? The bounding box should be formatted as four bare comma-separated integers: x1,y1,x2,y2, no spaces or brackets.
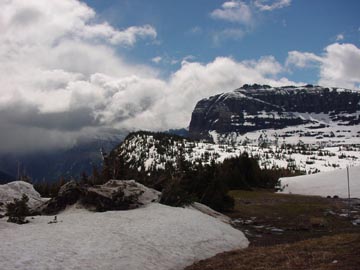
84,0,360,83
1,0,360,152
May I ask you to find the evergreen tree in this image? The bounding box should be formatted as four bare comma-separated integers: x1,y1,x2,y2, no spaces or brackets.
6,194,30,224
80,172,89,185
91,166,101,185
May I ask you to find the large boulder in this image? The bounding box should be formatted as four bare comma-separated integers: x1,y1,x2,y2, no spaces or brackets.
40,181,85,215
40,180,161,215
0,181,47,215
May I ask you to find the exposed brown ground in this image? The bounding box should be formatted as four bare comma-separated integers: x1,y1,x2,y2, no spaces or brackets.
186,233,360,270
186,190,360,270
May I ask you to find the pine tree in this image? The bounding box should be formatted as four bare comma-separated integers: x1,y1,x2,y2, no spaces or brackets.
6,194,30,224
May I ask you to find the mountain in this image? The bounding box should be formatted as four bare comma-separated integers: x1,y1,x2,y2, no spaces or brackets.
0,136,124,183
164,128,190,138
0,170,15,184
189,84,360,144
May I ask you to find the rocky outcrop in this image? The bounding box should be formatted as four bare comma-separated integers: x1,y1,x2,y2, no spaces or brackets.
39,180,161,214
189,84,360,140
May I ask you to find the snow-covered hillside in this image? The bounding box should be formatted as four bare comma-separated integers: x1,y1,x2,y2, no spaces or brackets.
279,166,360,198
115,132,360,175
0,203,249,270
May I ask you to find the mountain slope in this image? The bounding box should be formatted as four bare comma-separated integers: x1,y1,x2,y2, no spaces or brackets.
0,170,15,184
189,84,360,144
0,137,123,182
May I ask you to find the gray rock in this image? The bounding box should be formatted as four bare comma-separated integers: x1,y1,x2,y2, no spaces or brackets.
39,180,161,215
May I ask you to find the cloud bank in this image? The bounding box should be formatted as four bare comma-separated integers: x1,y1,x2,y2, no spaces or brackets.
0,0,358,153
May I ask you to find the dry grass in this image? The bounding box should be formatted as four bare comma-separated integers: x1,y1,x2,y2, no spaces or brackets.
228,190,343,223
225,190,357,246
185,233,360,270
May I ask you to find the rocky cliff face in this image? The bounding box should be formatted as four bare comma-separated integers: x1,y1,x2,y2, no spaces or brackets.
189,84,360,141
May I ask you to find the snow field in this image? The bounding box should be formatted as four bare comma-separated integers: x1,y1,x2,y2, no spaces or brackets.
0,203,249,270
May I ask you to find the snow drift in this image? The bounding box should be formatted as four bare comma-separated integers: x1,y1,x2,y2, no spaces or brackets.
0,181,47,214
0,203,249,270
279,165,360,198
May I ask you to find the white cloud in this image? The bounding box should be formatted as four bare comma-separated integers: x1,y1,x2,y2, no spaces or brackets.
0,0,156,47
254,0,291,11
189,26,203,34
124,57,297,131
171,60,179,65
0,0,313,154
0,0,157,153
151,56,163,64
319,43,360,89
210,0,292,41
336,34,344,41
286,51,322,68
286,43,360,89
182,55,197,62
210,1,252,24
109,25,157,46
212,28,245,45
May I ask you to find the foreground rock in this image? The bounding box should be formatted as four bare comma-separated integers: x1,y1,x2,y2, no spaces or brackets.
40,180,161,214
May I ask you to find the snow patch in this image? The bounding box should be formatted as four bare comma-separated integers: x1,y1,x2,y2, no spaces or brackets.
279,166,360,198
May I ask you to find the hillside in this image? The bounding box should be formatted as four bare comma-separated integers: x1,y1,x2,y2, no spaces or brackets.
111,131,360,177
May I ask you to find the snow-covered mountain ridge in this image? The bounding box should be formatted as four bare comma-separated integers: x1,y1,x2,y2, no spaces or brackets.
189,84,360,144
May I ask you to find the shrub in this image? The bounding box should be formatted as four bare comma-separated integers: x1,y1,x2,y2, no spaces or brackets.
160,177,197,207
6,194,31,224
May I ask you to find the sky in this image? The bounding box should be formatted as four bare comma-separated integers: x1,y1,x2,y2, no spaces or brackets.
0,0,359,153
